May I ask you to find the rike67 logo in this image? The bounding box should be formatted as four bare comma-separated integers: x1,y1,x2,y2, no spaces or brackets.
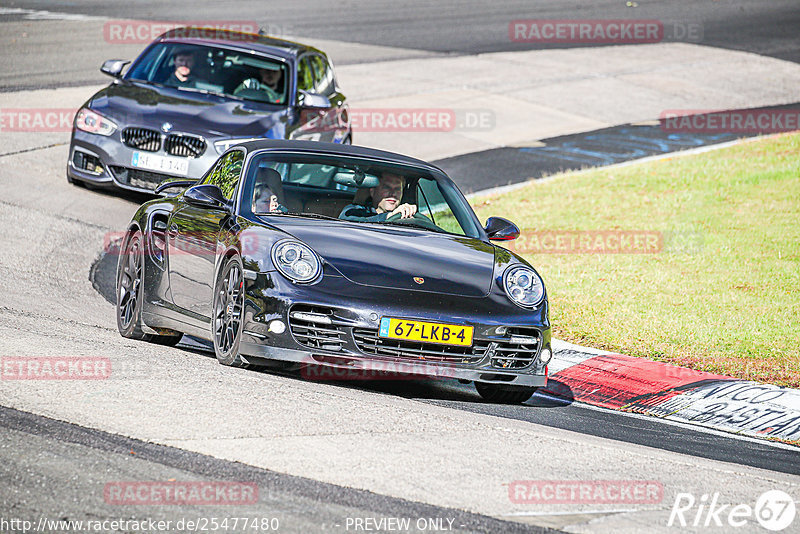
669,490,796,531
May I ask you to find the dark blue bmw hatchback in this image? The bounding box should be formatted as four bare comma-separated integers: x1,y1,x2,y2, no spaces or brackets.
67,27,351,193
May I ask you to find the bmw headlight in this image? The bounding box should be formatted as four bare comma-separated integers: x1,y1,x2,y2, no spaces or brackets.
75,108,117,136
271,240,321,283
503,265,545,307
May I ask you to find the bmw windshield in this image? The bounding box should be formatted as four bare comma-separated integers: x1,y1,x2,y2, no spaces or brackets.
125,42,290,105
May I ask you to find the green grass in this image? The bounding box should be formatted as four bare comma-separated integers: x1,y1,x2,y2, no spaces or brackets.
471,133,800,387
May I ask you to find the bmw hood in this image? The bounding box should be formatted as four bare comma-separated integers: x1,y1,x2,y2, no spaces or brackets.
276,219,496,297
89,82,287,138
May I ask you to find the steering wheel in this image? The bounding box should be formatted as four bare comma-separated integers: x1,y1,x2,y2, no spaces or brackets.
234,81,281,103
261,86,281,103
385,211,441,232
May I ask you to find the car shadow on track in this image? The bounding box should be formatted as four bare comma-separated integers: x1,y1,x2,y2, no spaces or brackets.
152,335,578,408
131,330,573,408
320,377,575,408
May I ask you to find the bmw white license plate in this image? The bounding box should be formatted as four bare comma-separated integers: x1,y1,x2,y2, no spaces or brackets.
131,151,189,176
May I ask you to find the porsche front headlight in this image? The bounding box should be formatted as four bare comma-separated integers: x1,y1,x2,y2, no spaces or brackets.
503,265,545,308
271,240,321,283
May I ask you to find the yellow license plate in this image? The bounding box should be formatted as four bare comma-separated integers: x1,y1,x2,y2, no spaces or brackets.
378,317,473,346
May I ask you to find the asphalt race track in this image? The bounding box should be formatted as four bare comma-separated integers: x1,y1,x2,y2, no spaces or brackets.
1,0,799,91
1,2,799,533
1,406,546,534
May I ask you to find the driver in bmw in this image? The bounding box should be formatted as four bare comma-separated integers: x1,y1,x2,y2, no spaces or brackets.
339,172,417,222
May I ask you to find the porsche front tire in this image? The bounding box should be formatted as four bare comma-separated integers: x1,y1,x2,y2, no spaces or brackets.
212,255,249,367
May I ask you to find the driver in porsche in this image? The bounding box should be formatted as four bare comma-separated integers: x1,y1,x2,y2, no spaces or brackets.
339,172,417,222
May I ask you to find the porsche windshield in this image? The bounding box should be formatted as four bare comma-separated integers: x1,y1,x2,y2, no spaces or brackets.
243,153,482,238
125,42,289,105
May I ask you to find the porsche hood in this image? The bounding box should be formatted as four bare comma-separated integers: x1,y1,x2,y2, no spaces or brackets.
276,220,495,297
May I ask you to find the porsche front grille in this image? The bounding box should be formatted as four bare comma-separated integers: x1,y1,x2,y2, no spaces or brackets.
289,305,346,351
165,134,206,158
122,127,161,152
352,328,488,364
487,328,541,369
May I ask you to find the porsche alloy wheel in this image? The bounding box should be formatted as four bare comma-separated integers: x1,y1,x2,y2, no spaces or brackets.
117,230,147,339
213,256,248,367
475,383,538,404
116,229,182,345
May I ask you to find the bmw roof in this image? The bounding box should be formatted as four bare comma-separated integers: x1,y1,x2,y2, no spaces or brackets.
156,27,323,61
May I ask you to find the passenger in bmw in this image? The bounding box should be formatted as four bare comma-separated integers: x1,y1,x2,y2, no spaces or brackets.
338,172,417,222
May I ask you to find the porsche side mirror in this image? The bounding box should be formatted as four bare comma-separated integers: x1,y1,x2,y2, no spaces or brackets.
485,217,520,241
183,184,231,211
100,59,129,78
297,90,331,109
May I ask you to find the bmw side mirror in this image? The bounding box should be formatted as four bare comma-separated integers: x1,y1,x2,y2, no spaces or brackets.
297,90,331,109
100,59,130,78
485,217,520,241
183,184,231,211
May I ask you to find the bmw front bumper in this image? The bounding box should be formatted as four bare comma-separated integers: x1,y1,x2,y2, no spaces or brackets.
67,129,221,193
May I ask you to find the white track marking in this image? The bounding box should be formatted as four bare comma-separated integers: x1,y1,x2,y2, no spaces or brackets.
0,7,104,21
534,391,800,452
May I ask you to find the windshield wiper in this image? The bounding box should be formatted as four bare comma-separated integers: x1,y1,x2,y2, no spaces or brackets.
175,86,211,95
174,86,248,101
257,212,341,221
130,78,165,89
379,220,447,234
298,212,341,221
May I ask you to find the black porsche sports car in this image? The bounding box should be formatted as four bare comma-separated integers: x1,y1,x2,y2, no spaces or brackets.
116,140,551,403
68,28,350,193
